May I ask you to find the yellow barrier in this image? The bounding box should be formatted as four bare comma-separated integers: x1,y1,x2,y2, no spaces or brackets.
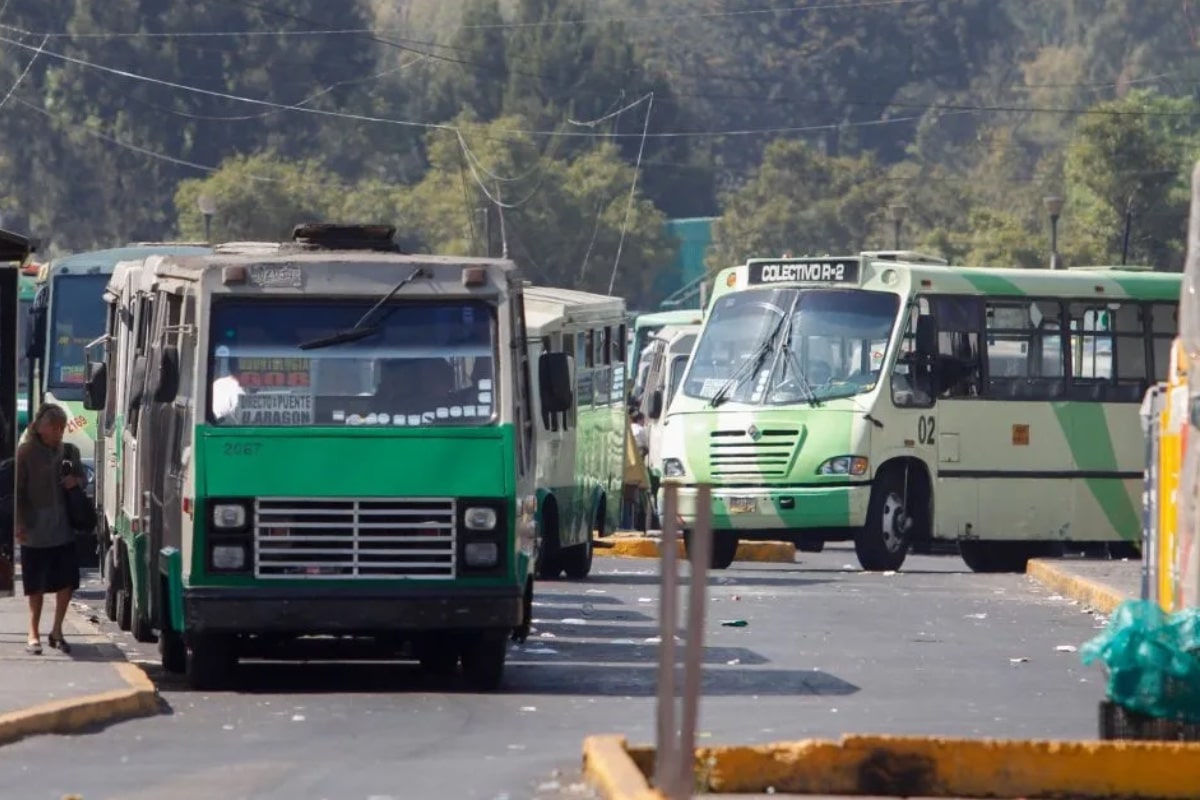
583,733,1200,799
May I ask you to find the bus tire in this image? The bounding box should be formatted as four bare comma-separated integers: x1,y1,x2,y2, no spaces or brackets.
115,545,132,632
131,593,157,644
535,500,563,580
685,530,738,570
563,499,602,579
461,632,507,692
103,544,118,622
854,469,914,572
186,635,235,690
959,541,1037,573
417,637,460,675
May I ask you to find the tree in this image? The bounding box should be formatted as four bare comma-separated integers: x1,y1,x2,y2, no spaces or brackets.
706,140,889,270
173,153,345,242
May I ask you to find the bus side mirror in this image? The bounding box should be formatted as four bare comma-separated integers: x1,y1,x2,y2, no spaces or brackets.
648,388,664,420
82,361,107,411
25,303,45,361
152,347,180,403
539,352,573,414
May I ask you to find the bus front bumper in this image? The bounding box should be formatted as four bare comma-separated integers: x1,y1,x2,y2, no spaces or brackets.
183,585,524,636
662,483,872,536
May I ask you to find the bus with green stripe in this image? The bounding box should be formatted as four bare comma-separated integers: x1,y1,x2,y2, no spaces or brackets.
83,225,540,690
657,253,1180,573
25,246,212,495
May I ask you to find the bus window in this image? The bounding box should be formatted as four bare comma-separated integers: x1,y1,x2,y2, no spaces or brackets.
984,299,1063,399
1151,302,1178,380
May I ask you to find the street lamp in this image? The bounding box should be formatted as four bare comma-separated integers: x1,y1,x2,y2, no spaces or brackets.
1043,195,1064,270
888,204,908,250
197,194,217,244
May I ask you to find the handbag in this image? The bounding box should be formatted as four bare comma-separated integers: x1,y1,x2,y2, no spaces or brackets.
61,445,97,532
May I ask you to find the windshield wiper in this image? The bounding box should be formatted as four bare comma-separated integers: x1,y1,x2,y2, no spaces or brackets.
298,267,428,351
709,313,789,408
778,340,821,408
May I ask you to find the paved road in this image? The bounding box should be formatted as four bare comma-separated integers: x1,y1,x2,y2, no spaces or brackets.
0,547,1112,800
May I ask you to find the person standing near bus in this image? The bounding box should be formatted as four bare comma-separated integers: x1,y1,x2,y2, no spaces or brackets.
15,404,84,655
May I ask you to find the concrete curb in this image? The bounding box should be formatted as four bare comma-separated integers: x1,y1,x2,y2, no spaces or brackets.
581,732,1200,799
594,535,796,564
1026,558,1132,614
0,661,160,747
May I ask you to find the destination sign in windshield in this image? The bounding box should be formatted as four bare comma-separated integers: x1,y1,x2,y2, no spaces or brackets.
747,258,860,285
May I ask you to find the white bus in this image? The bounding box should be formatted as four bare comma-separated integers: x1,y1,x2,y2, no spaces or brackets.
524,285,628,580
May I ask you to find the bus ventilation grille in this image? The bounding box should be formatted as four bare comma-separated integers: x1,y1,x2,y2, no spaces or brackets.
252,497,456,579
708,428,800,480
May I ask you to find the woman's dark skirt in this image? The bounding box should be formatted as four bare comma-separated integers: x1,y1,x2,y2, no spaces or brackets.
20,542,80,596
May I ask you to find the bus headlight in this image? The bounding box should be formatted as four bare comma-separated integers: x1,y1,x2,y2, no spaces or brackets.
211,544,247,571
817,456,869,477
464,541,499,568
212,503,248,529
465,507,497,531
662,458,686,478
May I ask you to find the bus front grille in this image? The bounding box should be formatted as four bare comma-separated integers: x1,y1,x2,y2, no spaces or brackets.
253,498,456,579
709,428,800,480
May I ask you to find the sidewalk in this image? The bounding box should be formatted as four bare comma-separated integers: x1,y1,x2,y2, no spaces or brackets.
0,572,159,746
1026,556,1141,614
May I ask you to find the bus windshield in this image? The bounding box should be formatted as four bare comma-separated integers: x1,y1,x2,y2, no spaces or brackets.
682,288,900,405
208,299,498,428
48,273,110,393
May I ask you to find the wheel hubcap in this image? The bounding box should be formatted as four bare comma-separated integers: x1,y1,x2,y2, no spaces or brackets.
880,492,913,552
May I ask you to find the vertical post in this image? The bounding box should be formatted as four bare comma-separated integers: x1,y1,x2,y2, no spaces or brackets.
1121,193,1136,266
0,260,15,596
678,484,711,797
1043,195,1064,270
655,483,680,793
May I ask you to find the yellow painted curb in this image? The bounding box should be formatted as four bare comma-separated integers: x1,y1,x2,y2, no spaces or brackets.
582,733,1200,799
0,661,160,747
1026,558,1131,615
595,536,796,564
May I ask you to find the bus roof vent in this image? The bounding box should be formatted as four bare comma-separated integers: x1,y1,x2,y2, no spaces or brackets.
292,223,401,252
862,250,949,266
1067,264,1155,272
125,241,209,248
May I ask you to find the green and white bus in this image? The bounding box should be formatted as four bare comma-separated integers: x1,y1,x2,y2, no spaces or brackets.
629,309,705,392
524,286,627,580
84,225,542,689
658,254,1180,572
25,245,212,522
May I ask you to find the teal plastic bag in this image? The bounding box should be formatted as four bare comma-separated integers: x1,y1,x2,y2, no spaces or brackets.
1081,599,1200,722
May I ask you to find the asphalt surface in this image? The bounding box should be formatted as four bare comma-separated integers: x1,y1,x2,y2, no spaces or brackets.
0,547,1114,800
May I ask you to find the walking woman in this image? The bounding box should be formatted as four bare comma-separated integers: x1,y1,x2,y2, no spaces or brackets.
16,403,85,655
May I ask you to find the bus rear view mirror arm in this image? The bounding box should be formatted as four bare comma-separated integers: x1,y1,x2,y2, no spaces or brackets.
649,388,664,420
152,346,180,404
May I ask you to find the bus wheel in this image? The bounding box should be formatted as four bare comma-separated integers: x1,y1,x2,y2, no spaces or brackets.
131,593,157,644
461,632,507,692
103,544,119,622
854,470,914,572
563,503,602,579
535,502,563,580
115,546,133,632
685,530,738,570
186,635,235,691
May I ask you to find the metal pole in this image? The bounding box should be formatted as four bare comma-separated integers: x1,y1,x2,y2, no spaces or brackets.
203,214,213,245
655,484,680,793
678,484,711,798
1049,215,1060,270
892,219,901,250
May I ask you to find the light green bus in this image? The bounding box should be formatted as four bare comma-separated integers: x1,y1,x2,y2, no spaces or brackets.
84,225,542,689
630,309,705,391
658,254,1180,573
524,286,627,579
